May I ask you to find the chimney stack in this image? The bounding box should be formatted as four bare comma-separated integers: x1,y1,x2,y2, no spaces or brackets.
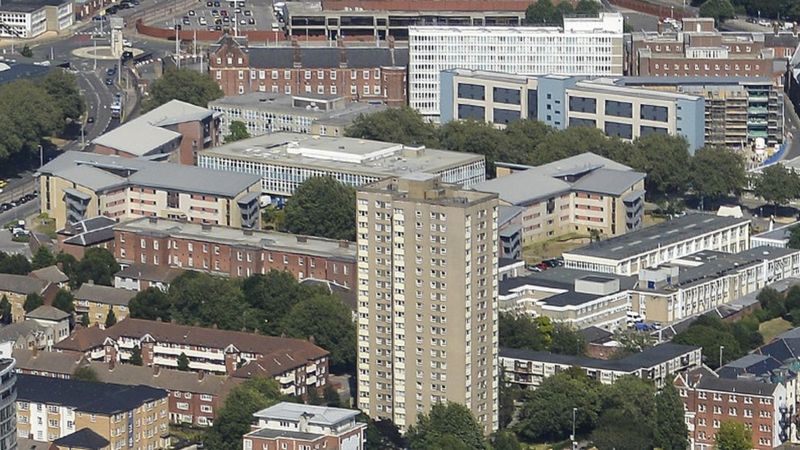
109,357,116,371
292,38,302,69
32,346,39,358
388,35,396,66
153,365,161,376
198,370,205,381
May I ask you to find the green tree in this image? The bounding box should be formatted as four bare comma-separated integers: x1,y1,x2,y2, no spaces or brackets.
549,323,585,356
629,134,691,199
31,246,55,270
591,408,654,450
715,420,752,450
530,125,632,166
20,45,33,57
40,69,85,122
699,0,736,24
71,248,119,287
786,285,800,311
72,366,99,382
364,416,405,450
690,146,746,207
0,295,10,325
407,403,488,450
498,312,547,351
80,313,89,327
129,345,143,366
282,294,356,373
753,163,800,212
525,0,559,24
224,120,250,143
284,176,356,241
574,0,600,15
654,383,690,450
129,287,172,322
515,370,602,442
23,293,43,313
438,119,508,175
169,272,248,330
323,384,341,407
789,225,800,250
498,374,521,428
0,252,32,275
177,352,190,371
52,289,75,314
492,431,521,450
241,271,309,335
672,318,743,369
345,106,438,147
105,309,117,328
56,252,77,279
142,68,223,112
0,80,62,161
205,377,283,450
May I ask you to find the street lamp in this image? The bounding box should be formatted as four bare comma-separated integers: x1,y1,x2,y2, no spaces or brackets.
38,145,43,168
719,345,725,369
571,407,577,450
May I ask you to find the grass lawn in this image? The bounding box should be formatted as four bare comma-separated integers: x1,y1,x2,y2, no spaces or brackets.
523,232,590,263
759,317,793,343
32,213,56,239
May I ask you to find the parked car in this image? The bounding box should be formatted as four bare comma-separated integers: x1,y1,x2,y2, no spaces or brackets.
87,116,95,123
525,264,542,273
188,10,195,15
105,78,113,86
244,9,251,16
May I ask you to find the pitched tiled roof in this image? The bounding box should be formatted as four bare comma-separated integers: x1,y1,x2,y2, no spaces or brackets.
87,361,242,396
29,265,68,284
115,263,184,284
13,349,86,375
53,325,107,353
0,274,49,295
75,284,136,307
26,305,70,322
53,428,110,450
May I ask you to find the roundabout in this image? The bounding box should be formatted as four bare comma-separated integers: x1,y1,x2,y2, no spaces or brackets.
71,45,145,60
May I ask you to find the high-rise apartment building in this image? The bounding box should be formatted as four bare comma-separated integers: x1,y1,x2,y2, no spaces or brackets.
408,13,624,120
356,173,499,432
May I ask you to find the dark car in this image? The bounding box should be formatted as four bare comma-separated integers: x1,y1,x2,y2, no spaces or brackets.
106,67,116,76
107,6,118,14
87,116,95,123
247,17,255,24
213,1,220,6
0,204,10,212
122,50,134,61
105,78,114,86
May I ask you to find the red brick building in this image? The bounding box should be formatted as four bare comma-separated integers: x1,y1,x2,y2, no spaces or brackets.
243,402,366,450
54,318,330,397
630,18,787,85
114,217,357,288
675,367,793,450
209,35,408,105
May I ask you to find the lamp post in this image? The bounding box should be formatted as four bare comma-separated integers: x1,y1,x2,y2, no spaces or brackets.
719,345,725,369
38,144,43,168
571,407,577,450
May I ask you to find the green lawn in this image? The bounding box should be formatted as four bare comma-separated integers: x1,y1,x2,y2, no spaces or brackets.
32,213,56,239
759,317,793,343
522,233,590,263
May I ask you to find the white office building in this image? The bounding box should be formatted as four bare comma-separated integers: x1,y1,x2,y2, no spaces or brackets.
408,12,624,120
0,0,72,39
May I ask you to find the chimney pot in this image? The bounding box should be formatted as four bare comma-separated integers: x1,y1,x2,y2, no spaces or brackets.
109,358,116,371
153,365,161,376
198,370,205,381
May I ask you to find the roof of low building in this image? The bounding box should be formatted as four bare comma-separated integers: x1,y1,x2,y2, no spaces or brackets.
564,214,750,261
92,100,214,157
17,374,168,414
15,437,50,450
693,369,778,396
0,321,49,344
0,274,49,295
53,325,107,353
579,326,614,344
26,305,70,322
253,402,360,426
59,216,117,247
52,428,110,450
14,348,86,374
234,45,409,70
114,263,185,284
500,342,699,372
74,283,136,307
39,152,261,198
87,361,242,396
29,265,68,284
472,152,643,205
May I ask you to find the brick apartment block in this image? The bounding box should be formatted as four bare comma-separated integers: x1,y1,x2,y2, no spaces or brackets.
209,36,407,105
54,318,330,397
114,217,356,288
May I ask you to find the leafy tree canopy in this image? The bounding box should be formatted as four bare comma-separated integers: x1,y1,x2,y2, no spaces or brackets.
284,176,356,241
23,293,43,313
224,120,250,143
689,146,746,203
69,247,119,288
143,68,223,112
345,106,438,147
205,377,284,450
52,289,75,314
407,403,488,450
0,252,32,275
715,420,752,450
73,366,99,382
753,163,800,209
31,246,56,270
699,0,736,24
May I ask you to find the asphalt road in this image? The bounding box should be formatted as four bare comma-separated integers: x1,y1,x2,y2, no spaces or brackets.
0,201,38,231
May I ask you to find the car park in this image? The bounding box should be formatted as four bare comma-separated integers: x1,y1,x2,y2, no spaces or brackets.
211,9,218,16
238,1,245,6
214,24,222,30
123,39,132,47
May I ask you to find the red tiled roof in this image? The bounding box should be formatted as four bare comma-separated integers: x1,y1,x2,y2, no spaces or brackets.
53,325,107,353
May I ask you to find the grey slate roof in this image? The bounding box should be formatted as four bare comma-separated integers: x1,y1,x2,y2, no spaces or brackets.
14,349,86,376
0,321,48,343
86,361,239,396
26,305,70,322
59,216,117,247
244,46,409,69
695,372,778,396
500,342,699,372
75,284,136,307
473,152,643,205
39,151,261,198
565,214,749,260
0,274,48,295
53,428,110,450
499,267,637,295
580,326,614,344
115,263,184,284
29,266,68,284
